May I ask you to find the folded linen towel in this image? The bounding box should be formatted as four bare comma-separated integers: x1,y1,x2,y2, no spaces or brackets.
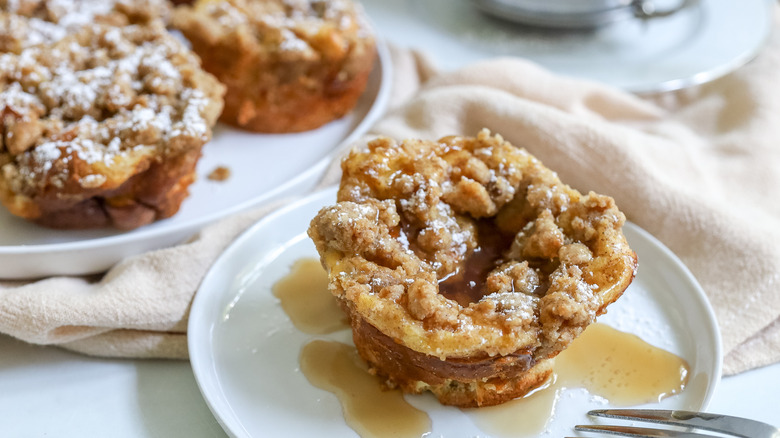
2,35,779,375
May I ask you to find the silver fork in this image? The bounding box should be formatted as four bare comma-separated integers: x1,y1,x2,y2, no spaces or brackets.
573,409,780,438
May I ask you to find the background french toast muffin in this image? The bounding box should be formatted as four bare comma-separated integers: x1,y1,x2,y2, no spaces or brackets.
309,130,637,407
172,0,376,133
0,22,225,229
0,0,171,53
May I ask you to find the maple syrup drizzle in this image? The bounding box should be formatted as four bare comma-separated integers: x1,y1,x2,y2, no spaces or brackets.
469,323,691,437
277,258,432,437
272,258,348,335
438,220,514,306
300,340,431,438
465,377,559,435
276,259,691,438
556,323,690,405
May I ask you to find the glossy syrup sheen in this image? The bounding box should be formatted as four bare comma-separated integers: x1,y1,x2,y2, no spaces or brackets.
438,220,514,306
470,323,690,437
556,322,690,405
279,258,431,438
278,258,690,437
272,258,347,335
300,340,432,438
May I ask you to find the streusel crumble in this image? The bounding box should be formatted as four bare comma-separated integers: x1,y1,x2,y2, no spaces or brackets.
0,0,170,53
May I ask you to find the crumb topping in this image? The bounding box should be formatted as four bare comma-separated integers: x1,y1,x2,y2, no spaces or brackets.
207,165,231,181
185,0,368,57
309,130,637,360
0,0,170,51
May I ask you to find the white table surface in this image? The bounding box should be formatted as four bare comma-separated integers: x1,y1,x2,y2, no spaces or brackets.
2,2,779,436
2,333,779,436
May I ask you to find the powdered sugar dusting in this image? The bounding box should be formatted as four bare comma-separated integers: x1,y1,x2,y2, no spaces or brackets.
205,1,248,27
483,291,538,321
1,23,218,194
46,0,114,29
204,0,361,53
278,28,310,52
169,88,209,140
1,14,67,48
30,140,62,172
1,0,169,49
0,82,44,115
79,173,106,188
3,0,20,13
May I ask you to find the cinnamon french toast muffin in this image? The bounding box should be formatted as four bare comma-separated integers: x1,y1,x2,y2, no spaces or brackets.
0,22,225,229
308,130,637,407
172,0,376,133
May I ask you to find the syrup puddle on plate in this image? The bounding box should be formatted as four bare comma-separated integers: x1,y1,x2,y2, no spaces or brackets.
278,258,690,438
300,340,432,438
467,323,690,437
272,258,348,335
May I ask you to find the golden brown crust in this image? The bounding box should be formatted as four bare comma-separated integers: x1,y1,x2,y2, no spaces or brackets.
308,130,637,407
0,22,225,229
172,0,376,133
350,308,552,407
27,145,202,229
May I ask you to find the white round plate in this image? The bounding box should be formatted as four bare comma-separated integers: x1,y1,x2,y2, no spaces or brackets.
361,0,772,93
0,41,392,279
189,187,722,438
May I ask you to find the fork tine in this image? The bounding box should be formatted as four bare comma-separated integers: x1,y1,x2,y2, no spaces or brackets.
575,424,721,438
588,409,780,438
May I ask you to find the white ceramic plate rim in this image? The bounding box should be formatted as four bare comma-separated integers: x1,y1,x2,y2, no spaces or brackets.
632,0,773,94
189,187,722,437
0,40,392,256
360,0,772,94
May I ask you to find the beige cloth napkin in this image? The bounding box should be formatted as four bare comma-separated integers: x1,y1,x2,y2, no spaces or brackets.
3,31,780,375
0,199,288,358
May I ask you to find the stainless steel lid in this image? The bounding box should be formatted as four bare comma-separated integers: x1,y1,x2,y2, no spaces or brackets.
471,0,696,29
